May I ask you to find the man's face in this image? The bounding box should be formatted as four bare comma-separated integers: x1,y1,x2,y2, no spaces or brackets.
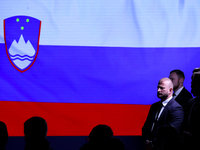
191,74,200,96
157,80,170,100
169,72,179,91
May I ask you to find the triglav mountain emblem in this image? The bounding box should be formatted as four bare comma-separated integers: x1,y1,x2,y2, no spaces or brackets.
4,16,41,72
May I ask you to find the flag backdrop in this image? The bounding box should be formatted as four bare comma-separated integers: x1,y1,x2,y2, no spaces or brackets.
0,0,200,137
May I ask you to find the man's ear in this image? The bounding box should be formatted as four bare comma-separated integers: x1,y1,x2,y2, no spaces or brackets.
179,78,184,84
170,87,173,93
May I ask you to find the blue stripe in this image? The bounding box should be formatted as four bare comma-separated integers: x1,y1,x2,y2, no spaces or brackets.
0,44,198,104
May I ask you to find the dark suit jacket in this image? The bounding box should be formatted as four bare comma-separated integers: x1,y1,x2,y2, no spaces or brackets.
142,98,184,143
175,87,193,111
181,97,200,149
183,96,200,137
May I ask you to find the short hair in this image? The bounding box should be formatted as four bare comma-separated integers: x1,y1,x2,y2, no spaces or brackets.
170,69,185,79
193,67,200,73
88,124,113,141
24,116,47,139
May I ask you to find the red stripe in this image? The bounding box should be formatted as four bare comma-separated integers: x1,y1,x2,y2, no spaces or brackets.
0,101,150,136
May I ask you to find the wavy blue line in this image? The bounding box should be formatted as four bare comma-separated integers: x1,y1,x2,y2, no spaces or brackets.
11,55,34,60
11,58,33,61
11,55,34,59
9,54,35,58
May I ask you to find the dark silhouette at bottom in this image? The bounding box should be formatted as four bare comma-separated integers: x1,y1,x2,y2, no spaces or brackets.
156,125,180,150
0,121,8,150
24,116,51,150
80,124,124,150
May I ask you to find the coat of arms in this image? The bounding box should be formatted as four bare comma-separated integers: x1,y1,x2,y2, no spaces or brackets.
4,16,41,72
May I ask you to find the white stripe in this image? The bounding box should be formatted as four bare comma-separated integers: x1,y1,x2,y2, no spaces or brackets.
0,0,200,47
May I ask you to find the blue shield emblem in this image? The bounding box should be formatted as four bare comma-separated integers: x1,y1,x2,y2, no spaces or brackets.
4,16,41,72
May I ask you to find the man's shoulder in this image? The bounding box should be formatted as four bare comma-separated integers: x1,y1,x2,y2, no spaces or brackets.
180,87,193,97
150,101,160,109
167,99,184,117
168,98,182,108
151,101,160,106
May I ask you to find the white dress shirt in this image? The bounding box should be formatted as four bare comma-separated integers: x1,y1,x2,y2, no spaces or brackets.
173,86,184,99
157,96,172,120
151,96,172,132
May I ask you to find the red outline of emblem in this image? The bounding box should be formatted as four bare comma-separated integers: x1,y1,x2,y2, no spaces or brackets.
3,19,41,73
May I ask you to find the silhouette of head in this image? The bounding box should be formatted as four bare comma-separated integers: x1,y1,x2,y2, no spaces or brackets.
80,125,114,150
191,67,200,96
0,121,8,149
88,124,113,142
24,116,47,142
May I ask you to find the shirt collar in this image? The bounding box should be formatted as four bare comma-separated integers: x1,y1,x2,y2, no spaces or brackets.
162,96,172,106
174,86,184,96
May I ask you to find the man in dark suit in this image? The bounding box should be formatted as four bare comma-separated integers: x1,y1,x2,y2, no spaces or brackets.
169,69,193,111
182,68,200,150
142,78,184,150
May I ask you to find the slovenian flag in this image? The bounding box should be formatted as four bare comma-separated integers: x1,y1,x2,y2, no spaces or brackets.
0,0,199,136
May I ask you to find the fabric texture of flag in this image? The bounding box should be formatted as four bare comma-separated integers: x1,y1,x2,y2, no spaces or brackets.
0,0,199,136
